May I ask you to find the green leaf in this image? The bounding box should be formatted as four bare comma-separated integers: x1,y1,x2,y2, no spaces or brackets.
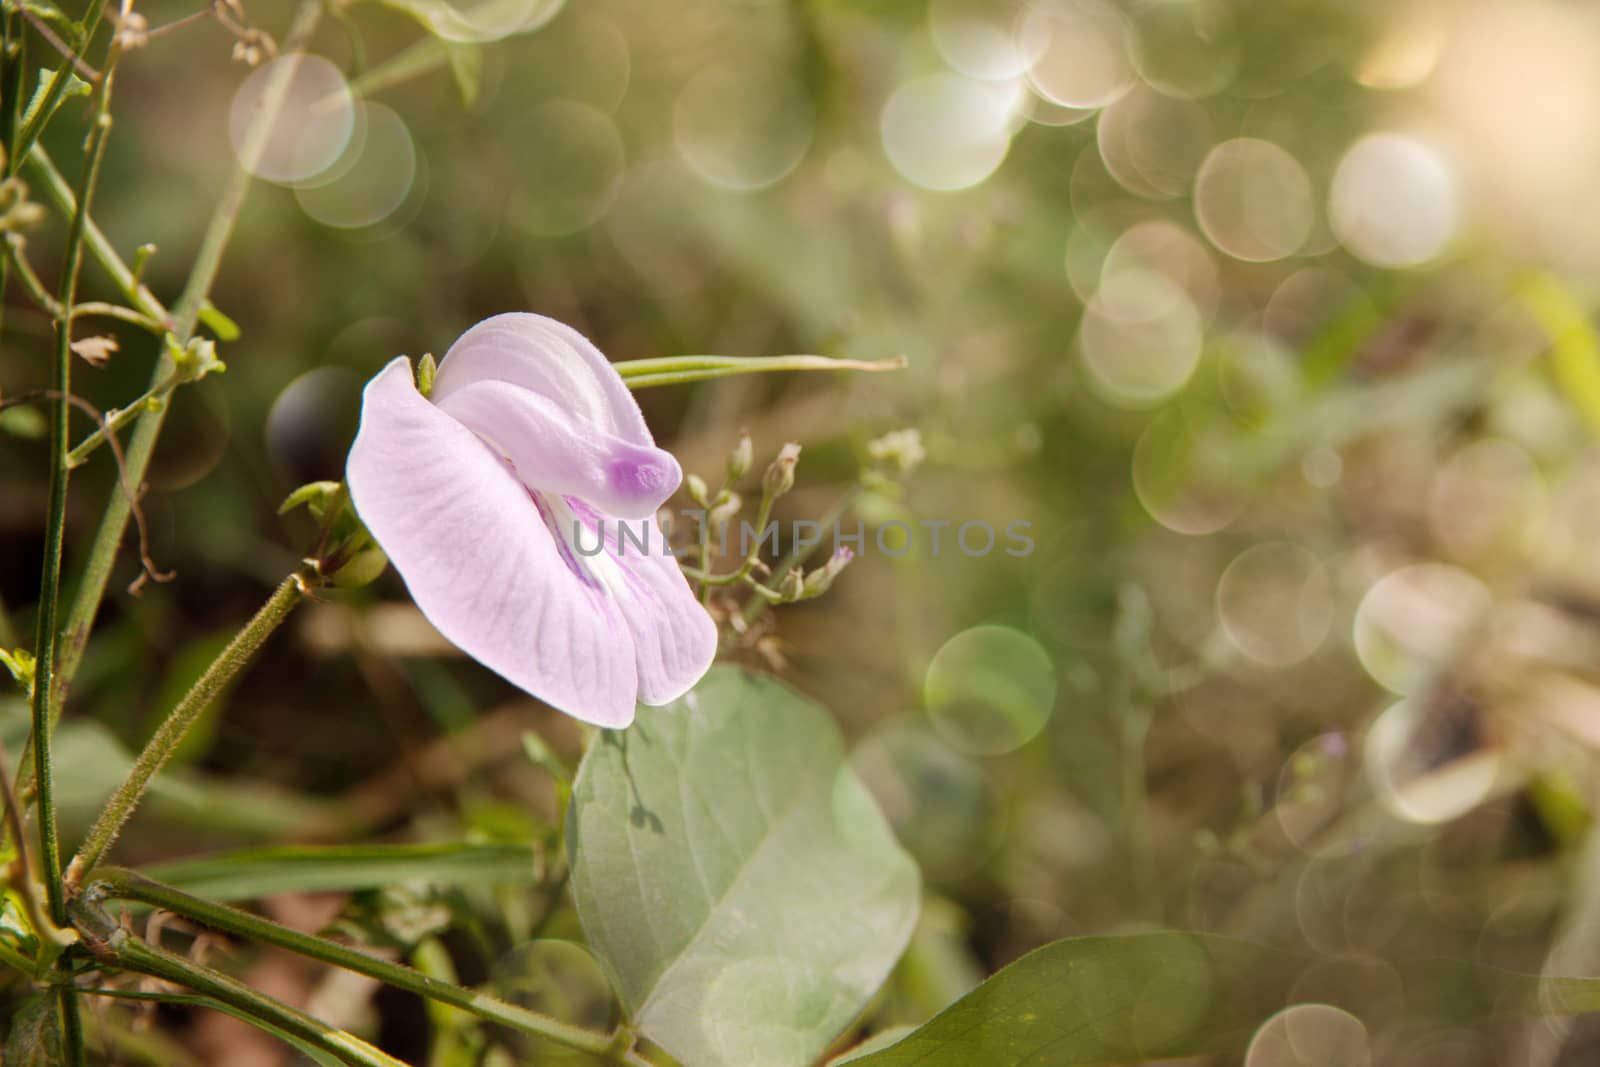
0,697,349,843
827,1026,917,1065
20,65,91,132
616,353,907,390
141,842,539,900
567,667,921,1067
198,299,241,342
3,994,61,1067
846,933,1288,1067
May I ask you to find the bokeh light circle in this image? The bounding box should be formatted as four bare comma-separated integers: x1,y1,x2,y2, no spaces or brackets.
265,366,361,484
229,55,355,186
1131,409,1243,535
1096,86,1213,201
1018,0,1135,110
1102,219,1220,323
1330,132,1458,268
880,74,1022,192
1427,438,1544,561
1353,563,1490,695
675,69,814,191
1128,0,1241,100
296,103,417,229
924,625,1056,756
417,0,564,43
931,0,1033,81
1365,696,1500,825
1215,542,1333,668
1194,138,1315,262
1079,268,1204,407
1245,1003,1371,1067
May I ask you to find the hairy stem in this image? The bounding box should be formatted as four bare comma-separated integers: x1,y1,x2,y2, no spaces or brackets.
70,897,407,1067
59,986,87,1063
32,25,119,932
88,868,655,1065
68,573,309,880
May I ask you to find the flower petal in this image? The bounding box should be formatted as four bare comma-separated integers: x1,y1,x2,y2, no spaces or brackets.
566,501,720,705
436,379,680,519
346,357,639,727
431,313,653,446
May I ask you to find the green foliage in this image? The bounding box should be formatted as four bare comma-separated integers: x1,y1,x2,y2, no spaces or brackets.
18,65,89,131
850,934,1284,1066
2,994,60,1067
141,842,540,900
568,667,921,1067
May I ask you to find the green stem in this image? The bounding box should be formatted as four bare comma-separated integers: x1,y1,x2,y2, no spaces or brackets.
67,573,308,879
739,487,859,626
59,986,87,1063
31,29,118,932
70,897,406,1067
617,353,906,390
691,475,786,597
65,371,178,469
2,232,63,315
72,299,164,333
0,936,37,977
6,0,107,177
2,8,25,163
49,0,322,716
25,146,169,323
88,868,654,1065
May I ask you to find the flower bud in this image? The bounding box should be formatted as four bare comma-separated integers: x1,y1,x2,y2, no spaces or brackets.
1,647,36,697
685,473,710,507
329,545,389,588
801,547,854,599
777,569,804,601
279,480,345,520
727,430,753,481
416,353,438,398
173,336,225,382
867,427,926,476
708,490,742,528
762,442,801,499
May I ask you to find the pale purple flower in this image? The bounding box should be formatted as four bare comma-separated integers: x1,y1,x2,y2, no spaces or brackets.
345,313,717,727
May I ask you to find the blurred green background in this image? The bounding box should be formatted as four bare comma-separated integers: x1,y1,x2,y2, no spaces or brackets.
9,0,1600,1062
